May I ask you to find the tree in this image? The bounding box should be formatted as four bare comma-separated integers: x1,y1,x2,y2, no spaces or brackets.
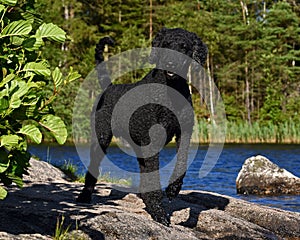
259,1,300,123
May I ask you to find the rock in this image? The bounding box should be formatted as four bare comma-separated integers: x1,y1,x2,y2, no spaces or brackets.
0,159,300,239
196,209,278,240
23,158,67,183
236,155,300,195
0,232,51,240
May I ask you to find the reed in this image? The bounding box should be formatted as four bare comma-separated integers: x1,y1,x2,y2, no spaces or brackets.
193,119,300,144
71,119,300,144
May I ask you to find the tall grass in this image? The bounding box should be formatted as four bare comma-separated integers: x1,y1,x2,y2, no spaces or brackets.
193,119,300,144
72,119,300,144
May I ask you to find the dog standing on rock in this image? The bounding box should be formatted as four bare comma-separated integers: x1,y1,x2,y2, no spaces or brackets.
77,27,208,225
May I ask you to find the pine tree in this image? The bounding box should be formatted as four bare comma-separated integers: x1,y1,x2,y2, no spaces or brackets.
259,1,300,123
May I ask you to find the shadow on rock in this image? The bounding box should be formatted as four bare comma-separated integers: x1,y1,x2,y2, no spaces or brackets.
0,182,111,239
163,191,230,228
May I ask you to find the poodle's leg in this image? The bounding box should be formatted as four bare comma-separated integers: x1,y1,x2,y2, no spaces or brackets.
166,132,191,200
138,155,170,226
77,115,112,203
76,142,108,203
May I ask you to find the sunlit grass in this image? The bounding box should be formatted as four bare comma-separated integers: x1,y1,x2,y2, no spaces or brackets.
98,171,132,186
55,161,132,186
53,215,71,240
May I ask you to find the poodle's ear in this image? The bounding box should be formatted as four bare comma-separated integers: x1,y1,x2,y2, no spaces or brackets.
149,27,168,64
192,36,208,67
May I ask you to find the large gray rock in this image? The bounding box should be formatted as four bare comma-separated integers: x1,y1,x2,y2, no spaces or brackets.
24,158,68,183
0,159,299,239
236,155,300,195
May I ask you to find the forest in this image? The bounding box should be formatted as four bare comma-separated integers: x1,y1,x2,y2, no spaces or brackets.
2,0,300,144
33,0,300,143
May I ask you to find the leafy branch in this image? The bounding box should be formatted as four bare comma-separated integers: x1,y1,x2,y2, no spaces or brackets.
0,0,80,199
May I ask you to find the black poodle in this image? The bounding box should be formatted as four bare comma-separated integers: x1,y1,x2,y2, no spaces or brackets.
77,27,208,226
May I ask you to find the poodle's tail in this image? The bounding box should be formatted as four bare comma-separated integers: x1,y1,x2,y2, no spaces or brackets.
95,37,114,89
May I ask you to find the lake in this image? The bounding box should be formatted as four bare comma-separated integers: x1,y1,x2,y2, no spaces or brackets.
28,143,300,213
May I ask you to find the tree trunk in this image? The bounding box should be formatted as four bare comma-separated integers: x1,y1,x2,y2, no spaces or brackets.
149,0,153,41
61,0,69,66
240,1,251,124
207,52,215,125
245,55,251,124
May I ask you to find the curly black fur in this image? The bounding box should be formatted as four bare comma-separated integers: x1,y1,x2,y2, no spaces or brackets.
77,28,208,226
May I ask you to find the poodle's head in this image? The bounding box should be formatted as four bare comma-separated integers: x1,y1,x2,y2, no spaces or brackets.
149,27,208,78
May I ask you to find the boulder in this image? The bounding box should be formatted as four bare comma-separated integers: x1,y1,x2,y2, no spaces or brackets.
236,155,300,195
0,158,299,239
24,158,68,183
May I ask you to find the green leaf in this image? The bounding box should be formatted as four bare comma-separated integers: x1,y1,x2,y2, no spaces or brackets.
18,124,42,144
1,20,32,38
52,67,63,88
66,70,81,83
0,161,9,173
10,94,21,108
39,115,67,144
23,37,44,51
10,80,30,108
23,62,50,76
0,0,16,6
0,97,9,112
8,80,29,109
13,80,30,98
11,36,24,45
21,10,38,22
0,74,15,88
0,148,9,173
22,92,40,106
0,4,5,12
9,150,31,176
0,135,20,150
36,23,66,43
8,175,23,188
0,186,7,200
23,105,38,118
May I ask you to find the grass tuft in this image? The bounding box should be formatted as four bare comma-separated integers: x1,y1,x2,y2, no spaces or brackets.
55,161,131,186
54,215,71,240
55,160,79,181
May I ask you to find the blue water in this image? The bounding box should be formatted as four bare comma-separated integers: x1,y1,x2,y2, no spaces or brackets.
28,144,300,212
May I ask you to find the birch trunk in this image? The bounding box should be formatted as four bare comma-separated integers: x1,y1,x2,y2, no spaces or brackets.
240,1,251,124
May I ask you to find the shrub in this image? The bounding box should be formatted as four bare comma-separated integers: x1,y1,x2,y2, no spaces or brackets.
0,0,80,199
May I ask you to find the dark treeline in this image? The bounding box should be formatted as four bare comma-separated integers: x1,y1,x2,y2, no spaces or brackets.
36,0,300,143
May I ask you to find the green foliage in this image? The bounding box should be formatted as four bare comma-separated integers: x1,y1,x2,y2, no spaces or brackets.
29,0,300,143
0,0,80,199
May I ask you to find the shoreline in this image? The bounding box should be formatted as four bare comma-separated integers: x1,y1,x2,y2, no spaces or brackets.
34,140,300,147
